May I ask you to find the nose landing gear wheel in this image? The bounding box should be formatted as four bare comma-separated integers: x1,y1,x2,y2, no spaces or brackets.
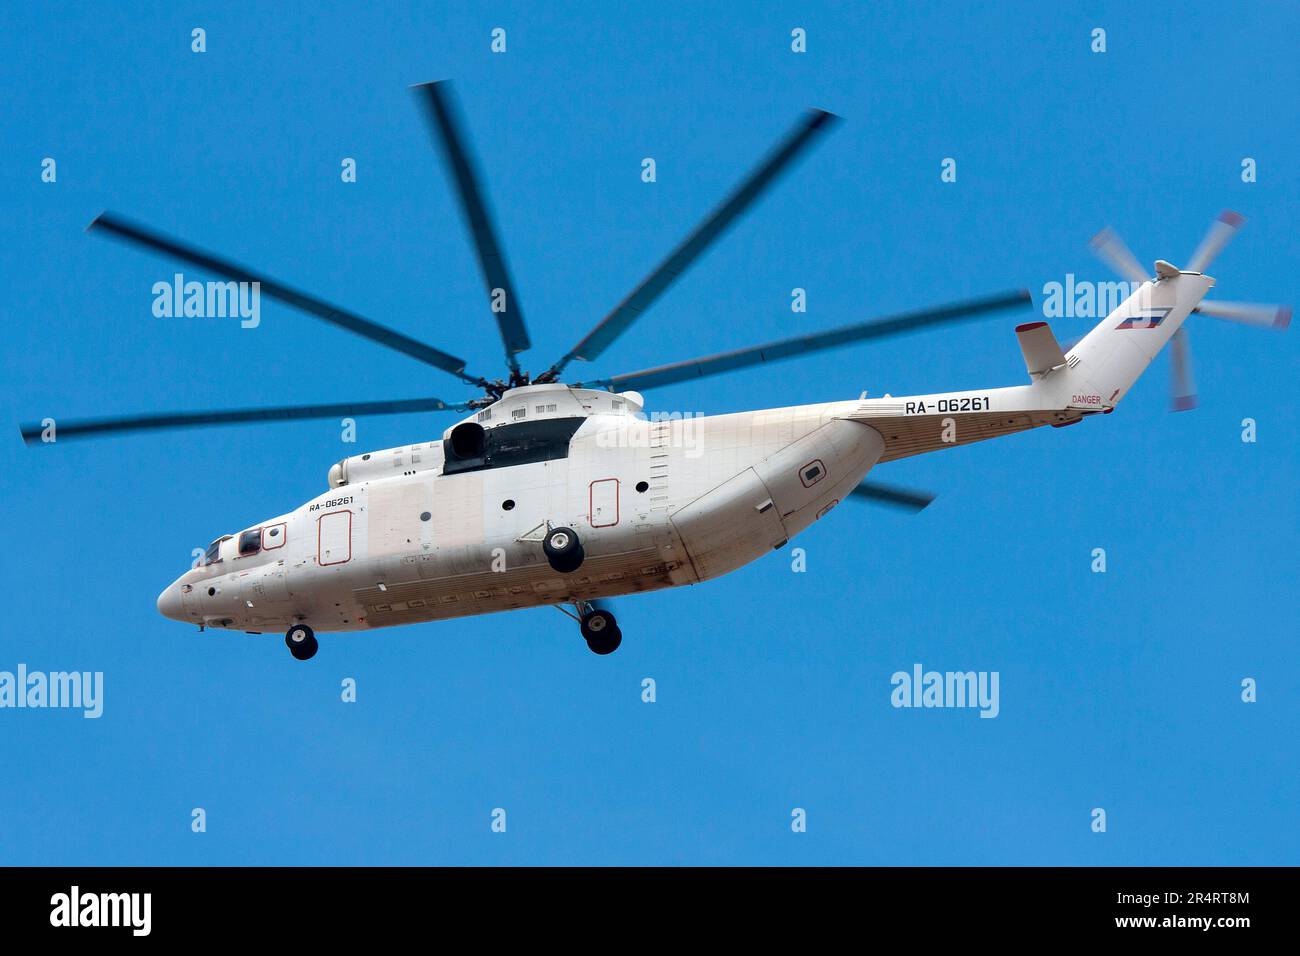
580,608,622,655
285,624,318,660
543,526,585,574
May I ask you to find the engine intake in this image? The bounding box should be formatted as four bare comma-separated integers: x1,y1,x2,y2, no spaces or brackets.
447,421,486,460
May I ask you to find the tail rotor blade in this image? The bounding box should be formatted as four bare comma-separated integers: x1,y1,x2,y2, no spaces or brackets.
1088,227,1149,284
1186,210,1245,274
849,481,935,512
1195,300,1291,330
1169,327,1197,412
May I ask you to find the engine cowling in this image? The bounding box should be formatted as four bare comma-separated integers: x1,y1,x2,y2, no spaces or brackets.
326,440,445,488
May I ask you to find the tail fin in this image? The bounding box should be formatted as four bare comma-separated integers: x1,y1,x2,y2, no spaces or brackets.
1063,271,1214,408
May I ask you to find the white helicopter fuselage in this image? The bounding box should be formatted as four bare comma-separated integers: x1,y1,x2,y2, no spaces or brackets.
158,383,885,633
156,269,1218,637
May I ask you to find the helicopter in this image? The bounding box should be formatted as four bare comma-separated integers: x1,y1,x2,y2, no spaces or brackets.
20,83,1288,658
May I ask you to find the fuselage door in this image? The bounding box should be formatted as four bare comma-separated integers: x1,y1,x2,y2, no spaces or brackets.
318,510,353,565
590,478,620,528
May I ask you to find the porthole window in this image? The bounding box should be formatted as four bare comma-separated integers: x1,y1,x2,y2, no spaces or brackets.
207,587,216,597
268,528,280,538
502,499,516,511
799,459,827,488
420,511,431,522
635,481,649,493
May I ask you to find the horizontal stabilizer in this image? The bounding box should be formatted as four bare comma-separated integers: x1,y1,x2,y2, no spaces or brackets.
1014,321,1068,379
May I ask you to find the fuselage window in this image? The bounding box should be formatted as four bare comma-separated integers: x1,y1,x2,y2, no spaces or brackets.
238,528,262,556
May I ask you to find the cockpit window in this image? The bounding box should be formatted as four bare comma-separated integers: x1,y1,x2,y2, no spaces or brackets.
204,535,231,566
238,528,262,556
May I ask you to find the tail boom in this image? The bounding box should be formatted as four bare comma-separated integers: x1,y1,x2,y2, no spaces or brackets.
840,272,1215,462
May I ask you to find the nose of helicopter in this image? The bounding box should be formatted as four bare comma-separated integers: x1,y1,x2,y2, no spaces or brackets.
156,583,184,621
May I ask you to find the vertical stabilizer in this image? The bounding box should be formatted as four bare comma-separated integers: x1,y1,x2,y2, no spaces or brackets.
1063,272,1213,408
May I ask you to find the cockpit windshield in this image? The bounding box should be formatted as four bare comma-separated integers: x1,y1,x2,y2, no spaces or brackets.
204,535,232,566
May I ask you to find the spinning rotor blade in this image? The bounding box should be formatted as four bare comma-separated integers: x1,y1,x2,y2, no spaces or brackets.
581,289,1032,392
90,213,483,386
1186,210,1244,274
1195,300,1292,330
20,397,470,444
541,108,840,380
1169,327,1197,412
850,481,935,512
413,82,531,371
1088,226,1149,284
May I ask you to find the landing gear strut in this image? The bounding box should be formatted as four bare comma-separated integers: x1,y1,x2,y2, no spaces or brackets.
285,623,318,660
579,605,621,655
543,526,584,574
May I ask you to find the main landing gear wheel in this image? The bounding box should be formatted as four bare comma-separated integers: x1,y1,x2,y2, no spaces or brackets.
285,623,318,660
543,526,585,574
580,608,622,655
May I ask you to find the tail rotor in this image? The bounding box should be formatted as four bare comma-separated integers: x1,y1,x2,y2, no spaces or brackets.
1087,210,1289,412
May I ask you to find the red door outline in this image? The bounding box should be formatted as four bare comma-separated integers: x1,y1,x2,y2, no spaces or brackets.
589,478,620,528
262,522,287,551
317,510,353,566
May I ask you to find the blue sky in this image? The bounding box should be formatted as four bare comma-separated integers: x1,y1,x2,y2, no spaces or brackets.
1,1,1296,865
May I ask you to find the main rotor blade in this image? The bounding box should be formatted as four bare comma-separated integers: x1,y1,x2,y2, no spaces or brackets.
850,481,935,512
89,212,482,386
20,397,470,444
581,289,1031,392
1169,326,1197,412
1186,210,1244,274
414,82,531,372
541,108,840,380
1194,300,1292,330
1088,226,1149,284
